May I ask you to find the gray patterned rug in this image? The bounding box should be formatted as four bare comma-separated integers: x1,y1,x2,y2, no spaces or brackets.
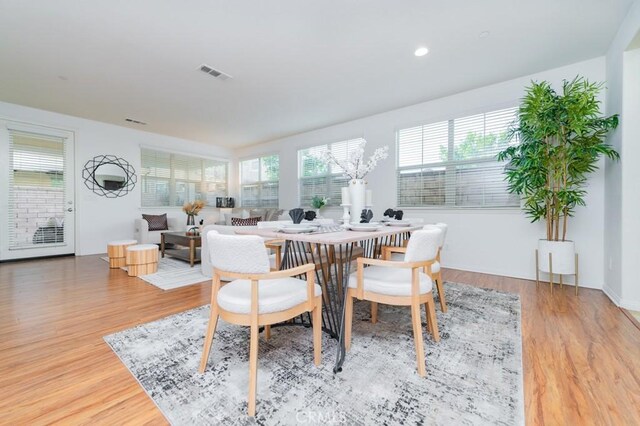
105,282,523,425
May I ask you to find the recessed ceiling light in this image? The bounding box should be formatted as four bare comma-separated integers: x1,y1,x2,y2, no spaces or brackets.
414,47,429,57
479,31,490,39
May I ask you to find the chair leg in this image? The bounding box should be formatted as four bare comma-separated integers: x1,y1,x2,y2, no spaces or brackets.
370,301,378,324
435,273,448,312
426,294,440,342
345,292,354,351
264,325,271,340
312,296,322,366
248,322,259,417
410,301,426,377
423,303,434,336
198,304,219,373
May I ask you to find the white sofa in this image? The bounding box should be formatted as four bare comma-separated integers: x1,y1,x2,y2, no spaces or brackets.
134,217,183,245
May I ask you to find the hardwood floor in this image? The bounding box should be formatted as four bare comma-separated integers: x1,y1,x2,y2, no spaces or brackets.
1,255,639,425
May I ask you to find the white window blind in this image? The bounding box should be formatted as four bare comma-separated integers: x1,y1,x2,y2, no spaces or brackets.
298,138,364,207
240,154,279,207
397,107,519,208
8,130,66,248
141,148,228,207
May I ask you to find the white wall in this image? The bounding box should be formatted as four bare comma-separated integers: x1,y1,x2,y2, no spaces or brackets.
236,57,608,289
0,101,234,256
605,0,640,310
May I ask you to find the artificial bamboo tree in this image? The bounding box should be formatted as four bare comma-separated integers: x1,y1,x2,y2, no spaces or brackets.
497,77,619,242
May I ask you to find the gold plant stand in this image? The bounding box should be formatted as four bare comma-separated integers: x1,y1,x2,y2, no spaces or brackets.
535,250,579,295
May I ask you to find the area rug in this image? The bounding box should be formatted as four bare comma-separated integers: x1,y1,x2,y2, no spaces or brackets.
104,282,523,425
101,256,209,290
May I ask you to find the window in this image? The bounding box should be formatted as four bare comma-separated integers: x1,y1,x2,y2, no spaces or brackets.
397,107,519,208
298,138,364,207
240,154,279,207
140,148,228,207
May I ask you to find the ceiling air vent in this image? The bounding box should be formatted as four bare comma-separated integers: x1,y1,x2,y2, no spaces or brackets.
125,118,147,125
198,64,232,81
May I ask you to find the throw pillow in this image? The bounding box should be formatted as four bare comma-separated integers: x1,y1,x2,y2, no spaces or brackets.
142,213,169,231
265,208,284,222
249,209,266,221
231,216,262,226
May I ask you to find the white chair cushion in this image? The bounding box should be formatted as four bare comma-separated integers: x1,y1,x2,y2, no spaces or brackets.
217,277,322,314
348,266,433,297
388,252,440,272
208,232,271,274
405,228,440,262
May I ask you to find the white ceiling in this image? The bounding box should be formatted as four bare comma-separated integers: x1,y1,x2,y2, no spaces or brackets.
0,0,634,148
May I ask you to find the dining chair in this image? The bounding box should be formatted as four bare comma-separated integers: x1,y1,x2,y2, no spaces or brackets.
380,223,448,312
345,228,442,377
199,231,323,417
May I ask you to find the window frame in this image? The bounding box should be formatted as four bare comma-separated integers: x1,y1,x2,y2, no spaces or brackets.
239,153,280,208
297,137,365,208
396,106,520,210
139,146,229,208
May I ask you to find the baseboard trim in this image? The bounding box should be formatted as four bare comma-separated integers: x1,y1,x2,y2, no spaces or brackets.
620,299,640,311
601,285,640,310
603,284,623,306
444,263,601,290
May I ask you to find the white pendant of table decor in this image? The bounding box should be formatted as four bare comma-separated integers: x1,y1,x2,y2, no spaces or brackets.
348,179,366,224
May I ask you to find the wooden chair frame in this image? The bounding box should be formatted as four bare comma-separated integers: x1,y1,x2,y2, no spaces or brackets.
345,257,440,377
264,239,284,271
199,263,322,417
379,245,448,313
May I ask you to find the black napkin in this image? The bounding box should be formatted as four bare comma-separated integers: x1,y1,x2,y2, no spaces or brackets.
360,209,374,223
289,208,305,224
383,208,403,220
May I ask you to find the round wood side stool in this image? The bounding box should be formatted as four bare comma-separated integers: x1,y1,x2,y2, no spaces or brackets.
107,239,138,269
125,244,159,277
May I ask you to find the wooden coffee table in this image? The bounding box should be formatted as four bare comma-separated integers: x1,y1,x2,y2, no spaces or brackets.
160,232,201,267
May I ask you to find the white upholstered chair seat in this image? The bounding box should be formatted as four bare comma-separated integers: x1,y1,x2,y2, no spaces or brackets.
347,266,433,297
218,277,322,314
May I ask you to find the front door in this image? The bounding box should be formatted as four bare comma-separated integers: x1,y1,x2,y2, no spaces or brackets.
0,121,75,260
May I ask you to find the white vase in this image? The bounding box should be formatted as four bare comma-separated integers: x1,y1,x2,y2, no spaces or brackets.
348,179,366,224
537,239,576,274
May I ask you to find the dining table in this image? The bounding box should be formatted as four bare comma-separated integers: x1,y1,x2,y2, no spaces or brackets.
235,223,422,373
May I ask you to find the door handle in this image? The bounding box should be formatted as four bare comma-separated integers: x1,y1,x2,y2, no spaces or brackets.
67,208,73,212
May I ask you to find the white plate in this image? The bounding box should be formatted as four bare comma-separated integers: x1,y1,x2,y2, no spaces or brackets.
282,223,318,229
386,221,411,227
280,226,315,234
347,224,382,232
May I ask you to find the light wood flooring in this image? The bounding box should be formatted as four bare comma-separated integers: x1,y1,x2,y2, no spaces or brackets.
0,255,639,425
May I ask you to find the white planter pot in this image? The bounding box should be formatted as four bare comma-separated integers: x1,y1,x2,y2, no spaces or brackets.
537,240,576,274
348,179,366,224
